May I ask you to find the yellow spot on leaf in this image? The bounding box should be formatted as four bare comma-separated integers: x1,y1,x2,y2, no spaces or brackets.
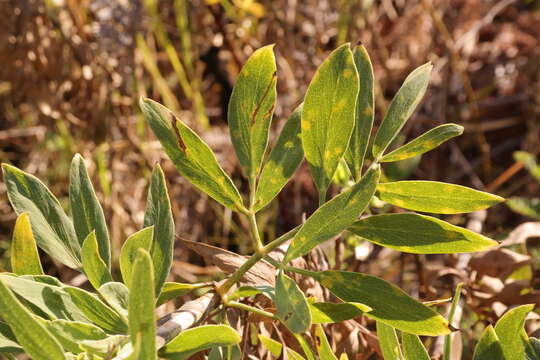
363,106,373,116
302,121,311,131
343,69,353,78
284,141,294,149
333,99,347,112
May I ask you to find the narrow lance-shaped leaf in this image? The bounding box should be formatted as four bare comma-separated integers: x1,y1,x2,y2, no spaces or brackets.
494,304,534,360
309,301,370,324
2,163,81,269
345,44,375,181
119,226,154,287
156,282,204,307
506,197,540,220
144,164,175,295
372,62,433,159
377,322,404,360
69,154,111,268
301,43,359,199
128,249,157,360
315,325,338,360
228,45,277,179
314,270,451,336
349,213,498,254
10,212,44,275
140,98,244,212
444,283,463,360
81,232,112,289
473,325,504,360
0,278,65,360
254,104,304,211
40,319,107,355
380,124,464,163
377,181,504,214
98,282,129,318
275,271,311,333
402,333,430,360
259,335,306,360
284,166,379,262
0,321,22,354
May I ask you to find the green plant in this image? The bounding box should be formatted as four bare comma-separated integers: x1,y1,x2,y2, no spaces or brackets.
506,151,540,220
0,43,513,359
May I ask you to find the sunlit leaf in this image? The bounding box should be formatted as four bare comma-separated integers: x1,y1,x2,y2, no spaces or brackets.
507,197,540,220
156,282,204,306
301,43,359,199
494,304,533,360
78,335,127,356
514,151,540,182
41,319,107,354
377,322,404,360
377,181,504,214
119,227,154,287
10,213,44,275
98,282,129,318
402,333,429,360
81,231,112,290
349,213,498,254
258,335,305,360
473,325,504,360
372,63,432,159
309,301,369,324
315,325,338,360
275,271,311,333
161,325,240,359
0,321,22,354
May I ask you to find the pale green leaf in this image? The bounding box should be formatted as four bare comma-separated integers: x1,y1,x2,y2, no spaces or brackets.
140,98,244,212
69,154,110,268
402,333,430,360
81,231,112,290
2,163,81,269
377,322,404,360
309,301,369,324
284,167,379,262
275,271,311,333
380,124,463,162
161,325,240,359
0,278,65,360
315,271,451,335
98,282,129,318
315,325,338,360
345,44,375,181
144,164,175,295
514,151,540,182
0,321,22,354
494,304,534,360
156,282,204,306
372,63,432,159
64,287,127,333
228,45,277,178
349,213,498,254
254,104,304,211
78,335,127,356
258,335,306,360
507,197,540,220
444,283,463,360
473,325,504,360
128,249,157,360
42,320,107,354
119,226,154,287
301,44,359,198
10,212,44,275
377,181,504,214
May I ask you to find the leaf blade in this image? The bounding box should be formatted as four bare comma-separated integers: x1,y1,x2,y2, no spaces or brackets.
275,271,311,334
402,333,430,360
315,325,338,360
494,304,534,360
81,231,112,290
377,322,404,360
10,212,44,275
161,325,240,359
119,227,154,287
473,325,504,360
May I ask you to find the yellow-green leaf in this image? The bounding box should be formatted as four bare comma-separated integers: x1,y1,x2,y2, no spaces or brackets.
507,197,540,220
258,335,306,360
254,105,304,211
120,227,154,287
161,325,240,359
140,98,244,212
309,301,370,324
372,62,432,160
315,271,451,336
81,231,112,290
301,44,359,199
10,213,44,275
275,271,311,333
41,320,107,355
156,282,203,306
345,44,375,181
349,213,498,254
380,124,463,163
377,322,404,360
228,45,277,178
284,167,379,262
377,181,504,214
402,333,430,360
98,282,129,318
494,304,534,360
315,325,338,360
473,325,504,360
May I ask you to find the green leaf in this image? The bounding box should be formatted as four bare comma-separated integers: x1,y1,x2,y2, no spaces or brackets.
345,44,375,181
377,322,404,360
0,278,65,360
402,333,430,360
526,337,540,360
81,232,112,290
140,98,244,212
227,45,277,178
284,167,379,262
377,181,504,214
473,325,504,360
144,164,175,295
514,151,540,182
0,322,22,354
128,249,157,360
119,226,154,287
293,334,316,360
42,320,107,354
64,287,127,333
349,213,498,254
309,301,369,324
275,271,311,333
10,212,44,275
507,197,540,220
69,154,110,268
301,43,359,198
98,282,129,318
380,124,463,163
0,274,88,322
2,163,81,269
78,335,127,356
156,282,204,306
494,304,534,360
372,62,432,159
444,283,463,360
258,335,306,360
254,105,304,211
208,344,242,360
315,271,450,335
161,325,240,359
315,325,338,360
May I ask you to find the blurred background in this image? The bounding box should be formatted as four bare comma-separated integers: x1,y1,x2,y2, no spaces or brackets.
0,0,539,357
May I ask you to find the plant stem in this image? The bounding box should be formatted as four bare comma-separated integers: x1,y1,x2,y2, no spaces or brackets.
247,175,264,251
283,265,319,278
226,301,278,320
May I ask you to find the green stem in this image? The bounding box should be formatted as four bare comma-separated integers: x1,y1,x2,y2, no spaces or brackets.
226,301,278,320
248,212,264,251
283,265,319,278
443,282,464,360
